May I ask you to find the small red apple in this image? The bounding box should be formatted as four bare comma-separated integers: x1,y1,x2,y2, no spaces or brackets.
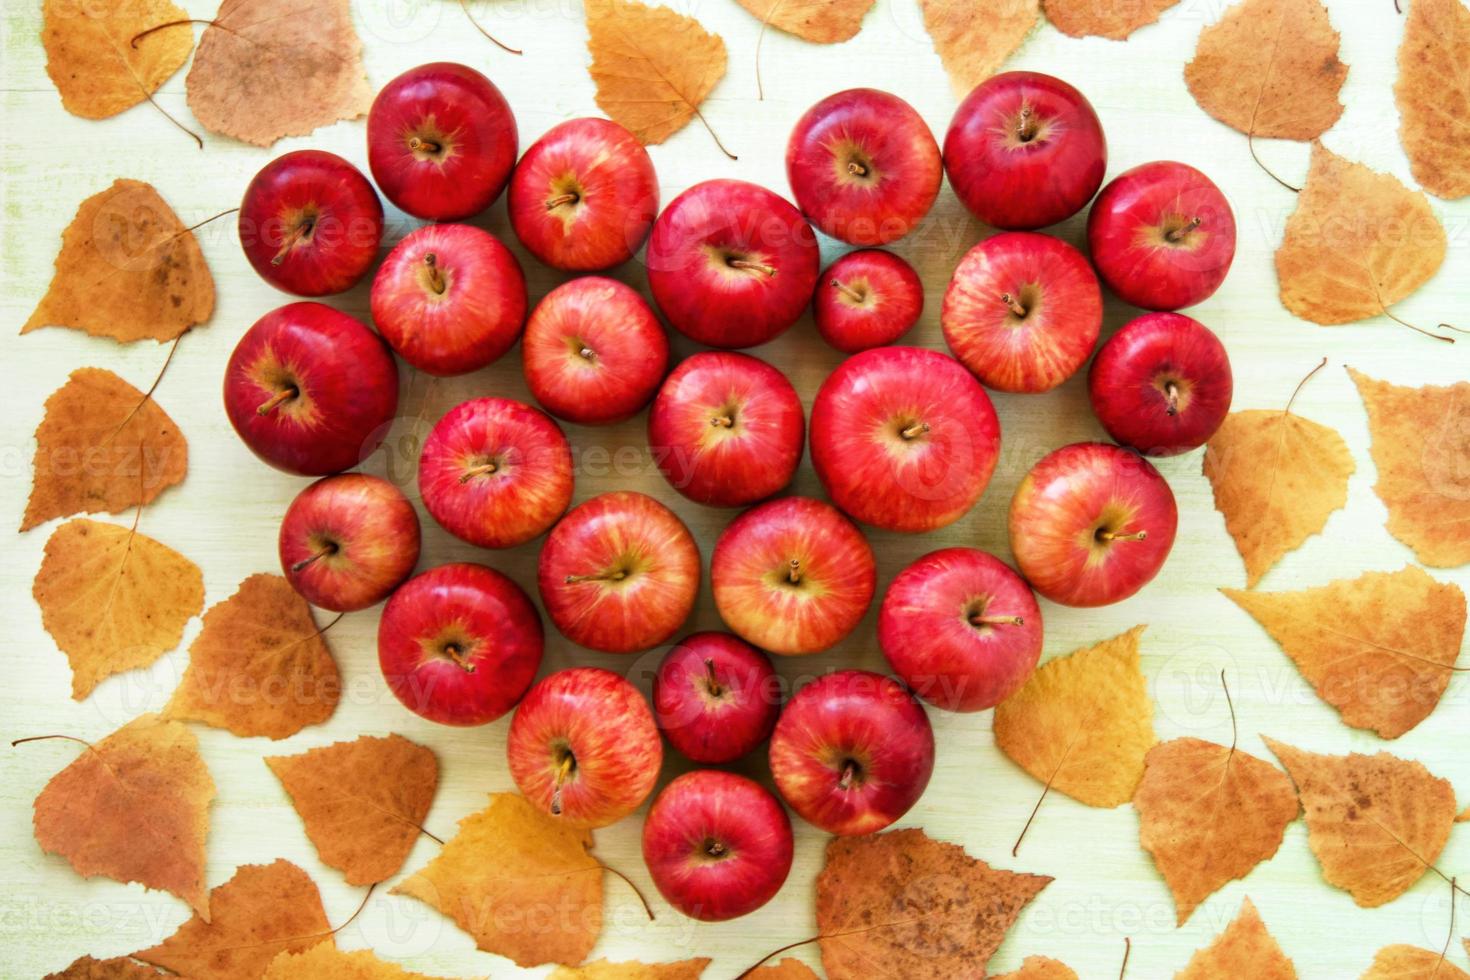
812,249,924,353
278,473,421,612
652,631,780,764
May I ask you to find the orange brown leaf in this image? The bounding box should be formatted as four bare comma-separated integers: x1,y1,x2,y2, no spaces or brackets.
1360,945,1470,980
919,0,1039,97
262,944,461,980
549,960,712,979
740,961,819,980
1395,0,1470,200
41,0,193,120
44,956,166,979
1175,897,1298,978
1043,0,1178,39
994,956,1079,979
734,0,875,41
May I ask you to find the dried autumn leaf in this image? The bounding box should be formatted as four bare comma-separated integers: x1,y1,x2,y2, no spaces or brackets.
1349,368,1470,568
1360,945,1470,980
45,957,166,979
393,793,603,968
136,860,332,979
1225,566,1466,737
1459,806,1469,822
741,961,819,980
1265,738,1457,907
186,0,371,147
815,828,1052,978
548,959,711,979
919,0,1039,97
31,714,213,919
1396,0,1470,199
42,0,193,119
262,945,459,980
1175,897,1298,978
734,0,874,41
22,367,187,532
23,179,214,344
1043,0,1178,39
165,574,339,739
1276,143,1446,325
994,956,1079,979
266,734,438,885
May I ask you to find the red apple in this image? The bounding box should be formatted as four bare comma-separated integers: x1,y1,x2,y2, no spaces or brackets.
652,632,780,764
507,666,662,827
278,474,421,612
646,179,820,349
417,397,573,549
943,71,1106,230
647,352,804,507
809,346,1001,533
223,302,399,476
366,62,517,221
813,249,924,353
768,669,935,836
538,491,700,654
785,88,941,245
1088,161,1236,310
377,562,543,726
1009,442,1178,607
238,150,384,296
641,770,793,921
508,117,659,271
1088,312,1233,456
522,277,669,426
941,231,1103,393
878,548,1042,712
370,223,527,376
711,496,875,656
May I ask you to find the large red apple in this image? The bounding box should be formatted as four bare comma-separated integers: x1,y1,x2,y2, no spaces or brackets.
809,346,1001,533
278,473,421,612
642,770,793,921
1009,442,1178,607
417,397,573,549
647,352,804,508
768,669,935,836
366,62,517,221
508,117,658,271
538,491,700,654
646,179,820,349
377,562,543,726
652,631,780,764
941,231,1103,393
223,302,399,476
711,496,875,656
812,249,924,353
507,666,662,828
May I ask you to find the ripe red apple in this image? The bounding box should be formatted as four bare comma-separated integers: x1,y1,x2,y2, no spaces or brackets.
417,397,573,548
641,770,793,921
768,669,935,836
652,631,780,764
507,666,662,827
941,231,1103,393
810,346,1001,533
223,302,399,476
1009,442,1178,607
647,352,804,508
711,496,875,656
813,249,924,353
878,548,1042,712
238,150,384,296
278,474,421,612
1088,161,1236,310
522,277,669,426
944,71,1106,230
785,88,942,245
538,491,700,654
366,62,517,221
508,117,659,271
377,562,543,726
370,223,527,376
646,179,820,348
1088,312,1233,456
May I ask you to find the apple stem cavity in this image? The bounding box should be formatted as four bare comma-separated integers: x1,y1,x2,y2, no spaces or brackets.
836,758,861,790
729,257,777,277
710,413,735,428
550,749,576,816
458,461,499,484
544,192,580,210
846,160,869,178
1164,217,1201,244
422,252,447,294
831,279,867,304
1001,292,1028,317
1164,380,1181,416
291,542,338,573
899,421,930,440
256,386,298,416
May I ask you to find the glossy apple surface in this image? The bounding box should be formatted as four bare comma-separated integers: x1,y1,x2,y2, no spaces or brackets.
223,302,399,476
813,249,924,353
508,117,658,271
647,352,804,507
538,491,700,654
653,631,780,763
646,179,820,348
810,346,1001,533
507,666,662,827
377,562,543,726
367,62,517,221
1009,442,1178,607
278,473,421,612
768,669,935,836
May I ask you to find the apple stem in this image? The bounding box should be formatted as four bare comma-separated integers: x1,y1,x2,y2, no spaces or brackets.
565,569,629,584
709,414,735,428
458,461,498,484
971,613,1024,627
729,258,776,277
408,135,442,155
1097,528,1148,543
900,421,930,440
786,559,802,585
837,759,859,790
550,751,575,816
290,543,337,573
831,279,866,304
1164,380,1180,417
1000,292,1028,317
846,160,868,178
578,346,597,362
1016,105,1038,142
703,658,724,697
1164,217,1201,244
256,386,298,416
706,838,728,858
544,192,579,210
422,252,447,295
270,217,315,267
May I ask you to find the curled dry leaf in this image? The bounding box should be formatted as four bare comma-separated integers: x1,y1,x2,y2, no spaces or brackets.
23,179,214,344
22,367,187,532
45,956,166,979
815,828,1052,978
31,714,213,920
1396,0,1470,200
165,573,340,740
186,0,372,147
1175,898,1298,979
734,0,875,41
41,0,192,119
993,956,1079,979
262,944,464,980
1043,0,1179,39
1264,738,1457,907
919,0,1039,97
1225,566,1466,738
548,959,711,979
1360,945,1470,980
1349,368,1470,568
